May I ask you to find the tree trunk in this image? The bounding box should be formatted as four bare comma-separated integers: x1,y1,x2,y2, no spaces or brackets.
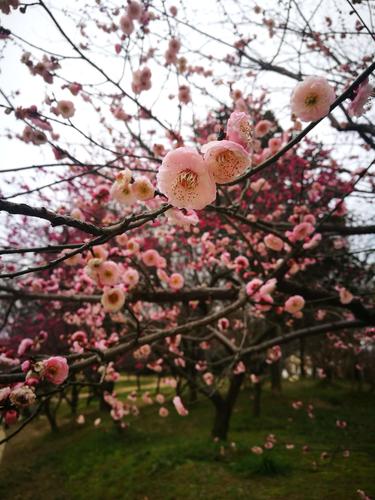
270,361,282,393
212,400,231,440
211,373,245,440
253,382,262,417
44,399,58,433
70,384,79,416
300,338,306,379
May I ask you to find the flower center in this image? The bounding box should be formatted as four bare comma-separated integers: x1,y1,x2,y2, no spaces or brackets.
217,150,238,167
305,94,318,107
175,169,198,190
108,292,119,304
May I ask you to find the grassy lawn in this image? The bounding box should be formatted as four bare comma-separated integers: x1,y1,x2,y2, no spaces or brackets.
0,380,374,500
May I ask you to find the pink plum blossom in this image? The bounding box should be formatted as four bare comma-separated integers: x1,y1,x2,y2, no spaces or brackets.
166,208,199,228
202,140,251,184
173,396,189,416
169,273,184,290
123,268,140,288
226,111,253,152
101,287,126,313
119,15,134,35
348,78,373,117
339,287,353,304
142,249,160,267
98,260,120,286
157,147,216,210
264,234,284,252
57,100,75,119
159,407,169,417
17,338,34,356
131,176,155,201
42,356,69,385
291,76,335,122
255,120,273,138
284,295,305,314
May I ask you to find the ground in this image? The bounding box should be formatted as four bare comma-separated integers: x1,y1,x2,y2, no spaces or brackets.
0,379,374,500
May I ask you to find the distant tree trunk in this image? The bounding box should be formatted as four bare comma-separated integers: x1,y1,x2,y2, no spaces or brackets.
300,339,306,379
70,383,79,416
136,373,141,392
44,398,59,433
211,373,245,440
270,361,282,393
253,382,262,417
156,374,161,394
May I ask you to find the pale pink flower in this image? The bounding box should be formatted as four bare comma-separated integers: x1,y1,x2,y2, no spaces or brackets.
42,356,69,385
132,67,152,93
157,147,216,210
110,181,136,205
10,386,36,407
0,386,11,402
115,234,128,246
126,238,140,255
85,257,103,281
284,295,305,314
173,396,189,416
292,222,314,241
178,85,191,104
101,287,126,313
119,15,134,35
159,407,169,417
77,414,85,425
203,372,214,385
126,1,143,20
17,338,34,356
291,76,335,122
155,393,165,404
142,249,160,267
123,268,139,288
339,287,353,305
168,37,181,54
134,344,151,359
266,345,282,364
264,234,284,252
250,177,270,192
169,273,184,290
303,233,322,250
57,100,75,119
255,120,273,138
202,140,251,184
166,208,199,228
251,446,263,455
98,260,120,286
226,111,253,152
91,244,109,260
233,361,246,374
218,318,229,331
292,400,303,410
131,176,155,201
268,137,282,153
94,418,101,427
348,78,373,117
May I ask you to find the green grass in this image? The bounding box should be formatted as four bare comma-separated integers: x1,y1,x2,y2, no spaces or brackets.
1,381,374,500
